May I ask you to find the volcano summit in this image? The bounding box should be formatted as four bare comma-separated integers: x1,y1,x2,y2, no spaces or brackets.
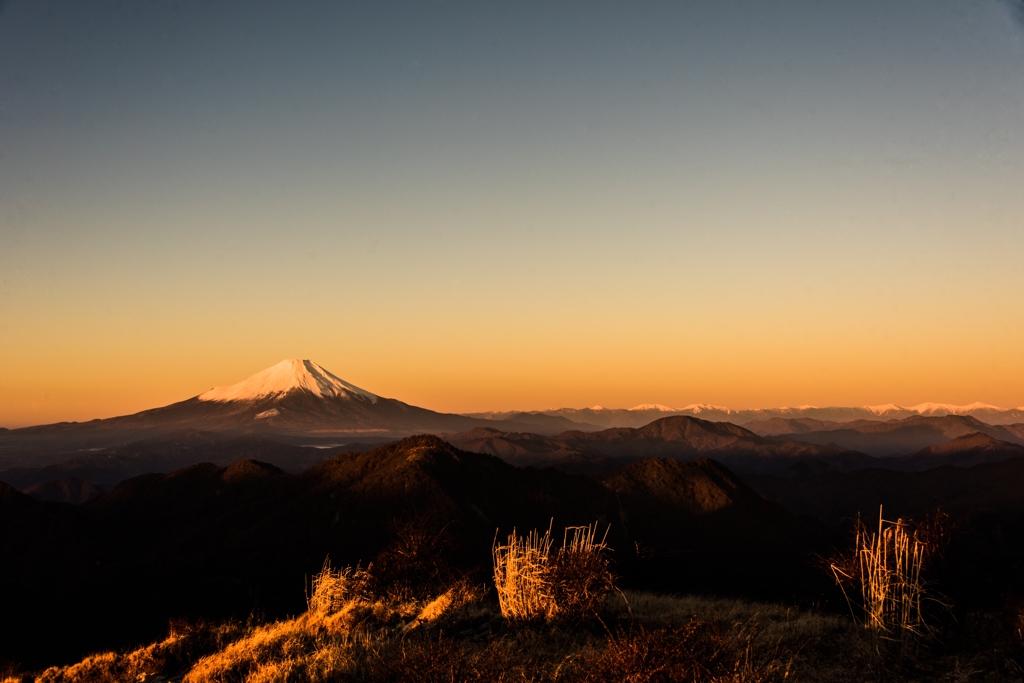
198,359,379,403
0,360,490,468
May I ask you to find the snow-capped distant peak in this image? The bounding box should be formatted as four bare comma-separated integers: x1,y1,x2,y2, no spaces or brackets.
629,404,677,412
589,405,605,411
199,359,378,403
864,402,1005,416
679,403,732,414
907,402,1004,415
864,404,904,415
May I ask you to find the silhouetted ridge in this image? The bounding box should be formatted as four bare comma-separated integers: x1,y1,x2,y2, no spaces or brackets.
446,415,877,474
0,436,815,668
606,458,808,549
22,476,104,504
761,415,1024,456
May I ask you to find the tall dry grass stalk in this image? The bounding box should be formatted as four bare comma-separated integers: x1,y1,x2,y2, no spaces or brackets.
492,521,556,620
831,506,930,655
492,520,612,621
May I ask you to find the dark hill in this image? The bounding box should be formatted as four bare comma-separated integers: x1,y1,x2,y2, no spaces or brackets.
742,417,848,436
21,476,105,504
446,415,878,474
764,415,1024,457
0,432,374,494
747,456,1024,526
897,433,1024,471
606,458,808,548
0,436,813,669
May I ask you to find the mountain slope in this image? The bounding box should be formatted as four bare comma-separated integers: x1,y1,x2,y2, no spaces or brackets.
747,456,1024,526
511,404,1024,429
896,432,1024,471
0,436,813,668
0,360,573,469
446,416,879,474
0,431,360,495
763,415,1024,457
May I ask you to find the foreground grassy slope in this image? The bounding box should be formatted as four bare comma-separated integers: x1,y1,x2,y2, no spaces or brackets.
9,591,837,683
11,589,1024,683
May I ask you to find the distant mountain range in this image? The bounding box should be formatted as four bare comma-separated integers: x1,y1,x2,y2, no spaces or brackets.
745,415,1024,457
445,416,877,475
0,360,579,470
3,359,1024,501
467,402,1024,429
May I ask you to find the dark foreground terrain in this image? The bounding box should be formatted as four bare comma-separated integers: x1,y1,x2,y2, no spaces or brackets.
0,436,818,670
4,435,1024,681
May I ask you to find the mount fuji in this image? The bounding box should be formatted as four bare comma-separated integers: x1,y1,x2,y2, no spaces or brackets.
0,359,527,469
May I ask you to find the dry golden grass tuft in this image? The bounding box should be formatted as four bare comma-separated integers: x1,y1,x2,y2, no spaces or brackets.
182,613,359,683
830,506,942,661
179,559,486,683
493,522,557,620
492,521,614,622
549,523,617,620
306,558,372,618
24,620,245,683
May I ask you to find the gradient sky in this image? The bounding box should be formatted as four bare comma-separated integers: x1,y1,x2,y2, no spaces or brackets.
2,0,1023,427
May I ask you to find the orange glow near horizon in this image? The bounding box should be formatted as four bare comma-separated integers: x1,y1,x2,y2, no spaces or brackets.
3,2,1023,428
3,303,1022,427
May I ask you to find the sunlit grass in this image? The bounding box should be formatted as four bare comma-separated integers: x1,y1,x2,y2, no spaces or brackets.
830,506,941,661
492,520,614,622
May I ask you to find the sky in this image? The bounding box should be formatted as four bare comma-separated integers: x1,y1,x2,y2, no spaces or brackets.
1,0,1023,427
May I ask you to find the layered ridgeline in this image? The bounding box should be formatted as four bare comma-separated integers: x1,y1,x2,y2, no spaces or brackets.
0,360,580,470
467,402,1024,429
0,435,814,669
3,359,1023,495
445,416,878,474
743,414,1024,456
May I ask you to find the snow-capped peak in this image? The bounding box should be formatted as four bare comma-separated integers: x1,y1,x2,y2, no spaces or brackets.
679,403,732,414
864,404,904,415
629,404,677,412
907,402,1004,415
199,359,378,403
864,402,1005,416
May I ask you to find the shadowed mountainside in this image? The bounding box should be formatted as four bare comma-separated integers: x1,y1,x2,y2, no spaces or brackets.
747,455,1024,526
21,476,105,504
12,419,1024,505
479,404,1024,429
0,431,372,499
445,415,879,474
751,415,1024,456
897,432,1024,471
0,436,815,669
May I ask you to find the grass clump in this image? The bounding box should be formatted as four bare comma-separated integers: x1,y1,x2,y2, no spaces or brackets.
26,620,245,683
492,520,614,622
829,506,945,662
306,558,372,617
